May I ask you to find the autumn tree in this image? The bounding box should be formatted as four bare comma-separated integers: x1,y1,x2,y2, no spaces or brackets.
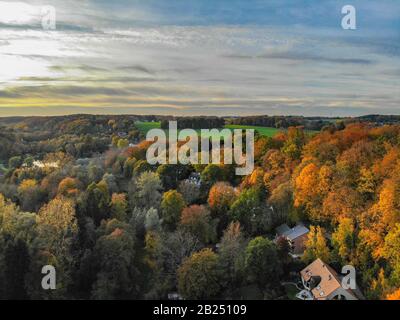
123,157,137,179
136,171,163,209
322,186,362,223
357,167,377,200
133,160,152,176
44,151,73,167
58,177,81,197
180,205,216,244
267,181,295,224
27,196,78,299
208,182,236,233
110,193,128,221
382,223,400,285
332,218,357,264
0,194,36,240
17,179,43,212
208,182,236,216
84,180,110,225
302,226,331,264
372,179,400,235
144,230,161,271
281,127,306,159
368,268,390,299
36,196,78,258
117,138,129,149
241,167,265,190
294,163,333,222
161,190,186,231
178,248,221,299
387,288,400,300
91,224,139,299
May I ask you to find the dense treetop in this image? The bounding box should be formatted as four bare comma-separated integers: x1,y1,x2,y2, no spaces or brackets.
1,115,400,299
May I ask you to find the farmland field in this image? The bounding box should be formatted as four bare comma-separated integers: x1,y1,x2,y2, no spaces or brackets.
135,121,161,133
224,124,281,137
135,121,284,138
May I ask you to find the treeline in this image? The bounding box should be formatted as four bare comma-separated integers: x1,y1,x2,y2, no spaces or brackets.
226,115,329,130
227,114,400,131
161,117,225,130
352,114,400,124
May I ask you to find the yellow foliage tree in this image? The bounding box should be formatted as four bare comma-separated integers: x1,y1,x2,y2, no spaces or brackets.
302,226,331,264
387,288,400,300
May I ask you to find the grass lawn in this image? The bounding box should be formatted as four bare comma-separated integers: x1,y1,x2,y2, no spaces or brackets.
135,121,285,138
136,121,231,139
135,121,161,133
225,124,281,137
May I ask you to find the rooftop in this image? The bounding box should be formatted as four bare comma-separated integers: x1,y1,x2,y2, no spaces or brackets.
276,223,309,241
300,259,357,300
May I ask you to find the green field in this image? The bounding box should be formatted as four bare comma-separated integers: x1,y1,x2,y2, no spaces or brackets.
135,121,161,133
135,121,283,138
224,124,281,137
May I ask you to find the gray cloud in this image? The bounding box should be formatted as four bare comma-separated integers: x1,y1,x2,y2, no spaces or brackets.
0,1,399,117
18,76,161,83
224,52,373,65
258,52,373,65
118,65,155,75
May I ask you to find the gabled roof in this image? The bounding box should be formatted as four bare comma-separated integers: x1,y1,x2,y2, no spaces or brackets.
300,259,357,300
276,223,309,240
301,259,342,299
286,225,309,241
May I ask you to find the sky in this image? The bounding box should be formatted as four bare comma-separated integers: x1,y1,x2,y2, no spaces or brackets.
0,0,399,117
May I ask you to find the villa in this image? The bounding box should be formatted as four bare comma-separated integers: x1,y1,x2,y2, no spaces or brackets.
298,259,360,300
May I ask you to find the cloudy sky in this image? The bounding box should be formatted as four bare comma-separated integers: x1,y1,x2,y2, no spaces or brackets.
0,0,399,117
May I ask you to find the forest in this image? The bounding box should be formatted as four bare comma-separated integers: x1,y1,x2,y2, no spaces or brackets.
0,114,400,300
